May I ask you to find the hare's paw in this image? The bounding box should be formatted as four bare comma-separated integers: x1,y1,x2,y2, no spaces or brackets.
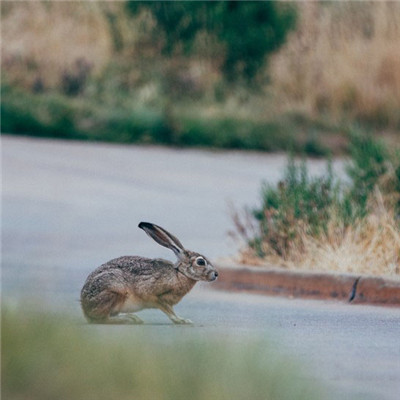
172,316,193,325
158,304,193,325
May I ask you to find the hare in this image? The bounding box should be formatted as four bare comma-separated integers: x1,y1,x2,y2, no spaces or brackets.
81,222,218,325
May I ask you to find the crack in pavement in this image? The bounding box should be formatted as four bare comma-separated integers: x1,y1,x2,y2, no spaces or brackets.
348,276,361,302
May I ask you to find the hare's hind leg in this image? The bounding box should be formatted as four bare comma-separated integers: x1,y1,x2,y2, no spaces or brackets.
157,303,193,325
82,290,143,325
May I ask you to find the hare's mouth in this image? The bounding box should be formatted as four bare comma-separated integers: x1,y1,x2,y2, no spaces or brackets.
208,270,218,282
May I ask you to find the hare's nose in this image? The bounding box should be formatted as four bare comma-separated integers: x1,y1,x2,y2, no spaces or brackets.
214,271,219,277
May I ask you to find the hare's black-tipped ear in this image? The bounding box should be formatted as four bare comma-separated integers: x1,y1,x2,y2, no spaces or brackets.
138,222,185,258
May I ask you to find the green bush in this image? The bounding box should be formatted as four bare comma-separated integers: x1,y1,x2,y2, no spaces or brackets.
1,86,82,139
251,157,338,257
0,86,174,144
177,117,295,151
127,1,296,82
2,85,320,153
346,133,390,214
243,134,400,259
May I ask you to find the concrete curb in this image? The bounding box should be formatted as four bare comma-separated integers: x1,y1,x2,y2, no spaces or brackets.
214,264,400,307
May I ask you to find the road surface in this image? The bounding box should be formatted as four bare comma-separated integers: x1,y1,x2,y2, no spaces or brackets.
2,135,399,400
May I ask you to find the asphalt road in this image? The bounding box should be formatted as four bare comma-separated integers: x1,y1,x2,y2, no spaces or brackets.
2,134,346,300
3,135,399,400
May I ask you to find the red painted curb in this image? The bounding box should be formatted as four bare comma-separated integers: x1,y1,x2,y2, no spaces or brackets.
214,264,400,307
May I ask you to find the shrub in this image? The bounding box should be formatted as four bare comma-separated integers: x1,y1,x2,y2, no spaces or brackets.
0,85,81,139
249,157,338,258
345,133,399,216
1,85,314,153
233,134,400,275
127,1,297,83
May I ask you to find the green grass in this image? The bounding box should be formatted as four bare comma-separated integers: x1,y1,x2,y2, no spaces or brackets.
1,84,350,155
2,307,324,400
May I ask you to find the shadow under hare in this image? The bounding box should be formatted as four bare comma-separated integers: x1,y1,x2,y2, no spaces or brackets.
81,222,218,325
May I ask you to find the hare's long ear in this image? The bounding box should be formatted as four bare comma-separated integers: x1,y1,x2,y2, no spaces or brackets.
138,222,185,258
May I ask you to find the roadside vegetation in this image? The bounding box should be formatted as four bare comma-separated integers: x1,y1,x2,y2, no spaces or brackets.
3,308,324,400
232,135,400,277
2,1,399,154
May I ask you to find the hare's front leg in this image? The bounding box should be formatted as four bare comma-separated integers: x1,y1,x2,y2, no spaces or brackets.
157,303,193,325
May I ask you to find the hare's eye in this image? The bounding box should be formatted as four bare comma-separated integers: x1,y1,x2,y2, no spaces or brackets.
196,257,206,266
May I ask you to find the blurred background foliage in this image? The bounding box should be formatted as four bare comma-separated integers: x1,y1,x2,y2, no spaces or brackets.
1,1,399,154
126,1,296,82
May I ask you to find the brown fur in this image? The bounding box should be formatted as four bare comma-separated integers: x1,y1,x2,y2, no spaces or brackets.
80,223,218,324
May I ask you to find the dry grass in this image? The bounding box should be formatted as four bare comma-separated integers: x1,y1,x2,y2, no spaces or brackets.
289,207,400,277
2,1,399,152
270,1,400,127
236,198,400,278
3,1,400,128
1,1,116,88
1,1,216,99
